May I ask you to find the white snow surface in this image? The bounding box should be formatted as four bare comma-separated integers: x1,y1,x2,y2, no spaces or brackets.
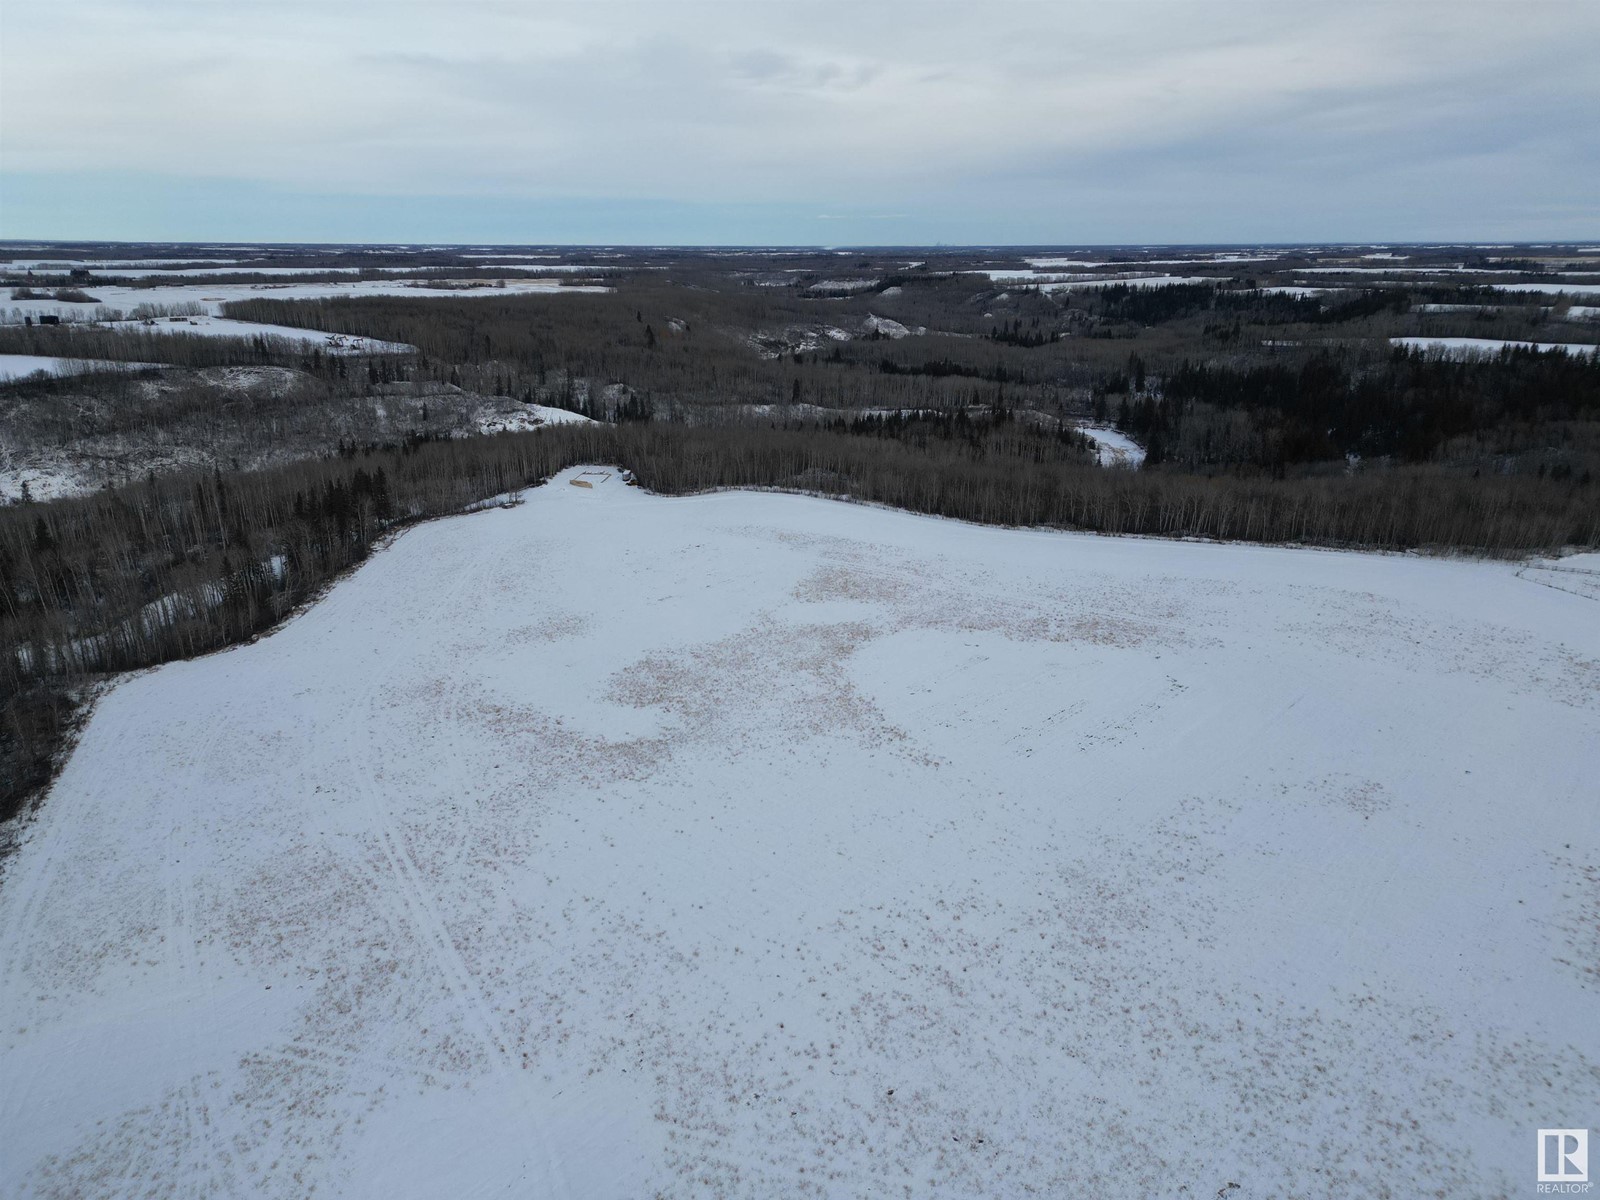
973,270,1223,290
805,279,879,292
860,314,914,338
1298,266,1523,275
0,462,86,503
1491,282,1600,298
1258,285,1346,297
1073,423,1147,467
476,404,598,435
104,266,614,279
1,259,249,270
1041,274,1221,291
1391,335,1599,358
95,315,414,352
0,354,163,381
2,470,1597,1197
1024,256,1273,269
17,266,375,279
2,278,609,322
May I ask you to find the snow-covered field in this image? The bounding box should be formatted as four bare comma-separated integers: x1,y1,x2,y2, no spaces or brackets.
0,354,163,381
1258,285,1346,297
1072,423,1146,467
475,404,598,435
0,259,250,271
1042,274,1223,291
977,270,1226,288
1298,266,1526,276
1,266,621,279
1025,255,1274,268
805,279,880,293
1490,282,1600,298
1,260,612,278
2,470,1597,1197
2,278,610,323
1391,335,1599,358
89,315,414,353
8,266,373,279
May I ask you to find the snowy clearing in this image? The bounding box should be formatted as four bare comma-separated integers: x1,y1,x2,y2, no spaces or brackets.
968,270,1226,290
1,471,1596,1197
0,462,88,504
0,259,249,271
92,315,415,353
1072,423,1146,467
2,279,610,323
1023,256,1274,269
1258,285,1346,297
475,404,598,435
977,269,1231,286
0,354,163,381
2,261,613,278
7,266,373,279
805,279,880,293
1490,282,1600,298
1043,274,1222,291
1390,335,1599,358
1298,266,1524,276
860,314,916,338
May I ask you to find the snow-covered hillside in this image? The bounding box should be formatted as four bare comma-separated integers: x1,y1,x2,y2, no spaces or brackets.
1,470,1596,1197
1072,422,1147,467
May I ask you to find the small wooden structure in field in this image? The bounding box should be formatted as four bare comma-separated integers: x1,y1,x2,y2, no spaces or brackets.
569,470,612,490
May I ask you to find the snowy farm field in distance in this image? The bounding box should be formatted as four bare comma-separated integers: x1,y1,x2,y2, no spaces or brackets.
1,277,610,324
2,468,1595,1198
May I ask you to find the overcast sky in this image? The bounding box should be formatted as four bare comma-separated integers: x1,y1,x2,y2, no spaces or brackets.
2,0,1596,245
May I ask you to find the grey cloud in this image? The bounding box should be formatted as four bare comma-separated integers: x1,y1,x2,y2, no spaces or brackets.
2,0,1596,241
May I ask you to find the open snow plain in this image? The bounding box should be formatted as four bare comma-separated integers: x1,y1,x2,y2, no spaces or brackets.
2,278,610,323
2,469,1597,1197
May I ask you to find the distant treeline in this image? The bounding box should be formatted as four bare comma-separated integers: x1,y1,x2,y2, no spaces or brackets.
1117,347,1600,469
1213,288,1411,325
219,292,1047,411
1032,284,1412,328
814,406,1097,461
618,425,1597,552
8,417,1597,829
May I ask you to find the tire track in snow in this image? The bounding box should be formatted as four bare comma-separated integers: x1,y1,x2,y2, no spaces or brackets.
161,706,232,1197
341,520,568,1194
0,721,138,994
